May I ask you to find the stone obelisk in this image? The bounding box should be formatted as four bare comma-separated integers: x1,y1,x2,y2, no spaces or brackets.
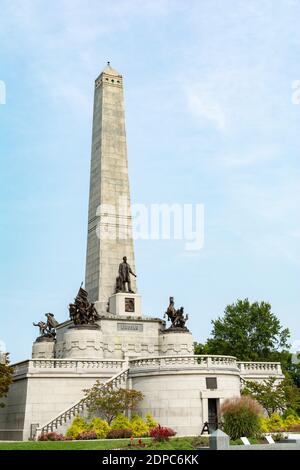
85,63,136,312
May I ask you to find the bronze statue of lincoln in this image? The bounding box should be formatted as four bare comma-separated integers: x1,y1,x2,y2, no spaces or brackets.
118,256,136,293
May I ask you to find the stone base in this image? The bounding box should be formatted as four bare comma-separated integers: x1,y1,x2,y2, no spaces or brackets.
61,325,103,359
159,329,194,356
108,293,142,317
32,338,55,359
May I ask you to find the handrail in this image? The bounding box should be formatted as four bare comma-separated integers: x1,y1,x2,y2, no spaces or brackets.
35,367,129,438
129,354,238,369
13,358,126,376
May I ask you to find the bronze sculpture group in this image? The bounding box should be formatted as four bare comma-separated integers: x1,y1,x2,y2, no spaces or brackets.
164,296,189,330
33,258,189,336
68,285,100,325
33,313,59,339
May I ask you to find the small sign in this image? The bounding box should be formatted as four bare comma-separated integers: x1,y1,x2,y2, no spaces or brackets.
241,437,251,445
117,323,143,332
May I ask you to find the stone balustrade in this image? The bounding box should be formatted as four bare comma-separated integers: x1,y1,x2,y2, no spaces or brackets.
12,357,284,378
13,358,126,377
129,355,238,371
237,361,283,376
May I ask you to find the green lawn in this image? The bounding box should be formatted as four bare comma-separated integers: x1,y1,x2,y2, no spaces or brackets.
0,436,208,451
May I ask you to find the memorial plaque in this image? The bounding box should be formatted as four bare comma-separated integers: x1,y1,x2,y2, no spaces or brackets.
117,323,143,332
125,297,135,312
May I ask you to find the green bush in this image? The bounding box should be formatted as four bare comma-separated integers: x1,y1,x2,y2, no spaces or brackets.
110,414,132,430
283,415,298,430
283,408,299,419
221,396,263,440
260,412,300,432
66,416,88,439
89,417,110,438
267,413,285,432
259,416,269,433
130,415,149,437
145,413,157,430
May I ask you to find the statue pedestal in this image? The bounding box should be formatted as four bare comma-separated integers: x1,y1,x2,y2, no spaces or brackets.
159,329,194,356
32,337,55,359
62,325,103,359
108,293,142,317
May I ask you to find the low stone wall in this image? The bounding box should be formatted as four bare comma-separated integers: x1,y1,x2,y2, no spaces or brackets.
130,355,241,436
238,361,284,382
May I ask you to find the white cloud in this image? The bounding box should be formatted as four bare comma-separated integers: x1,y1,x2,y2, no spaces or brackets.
211,147,278,168
185,87,227,132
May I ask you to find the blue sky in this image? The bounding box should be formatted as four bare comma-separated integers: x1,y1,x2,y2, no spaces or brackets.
0,0,300,362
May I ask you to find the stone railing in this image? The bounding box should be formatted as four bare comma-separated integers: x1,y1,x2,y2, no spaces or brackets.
36,367,129,438
13,359,126,376
237,361,283,376
129,355,238,371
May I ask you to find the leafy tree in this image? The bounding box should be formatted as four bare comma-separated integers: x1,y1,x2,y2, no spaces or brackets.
194,342,209,355
280,352,300,389
242,377,300,416
0,354,14,407
84,382,144,424
200,299,290,362
194,299,300,390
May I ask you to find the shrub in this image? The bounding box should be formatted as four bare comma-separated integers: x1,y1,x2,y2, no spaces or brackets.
145,413,157,430
267,413,285,432
150,424,176,441
110,414,132,430
259,417,269,433
283,408,299,419
284,415,298,430
89,417,110,439
220,396,263,440
106,428,132,439
77,431,98,440
130,415,149,437
38,432,69,441
66,416,88,439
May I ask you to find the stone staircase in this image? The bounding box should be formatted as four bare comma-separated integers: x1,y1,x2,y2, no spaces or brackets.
35,367,129,439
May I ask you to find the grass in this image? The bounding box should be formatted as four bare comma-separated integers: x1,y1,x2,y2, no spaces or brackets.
0,436,209,451
0,439,131,451
130,437,209,450
230,437,266,445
